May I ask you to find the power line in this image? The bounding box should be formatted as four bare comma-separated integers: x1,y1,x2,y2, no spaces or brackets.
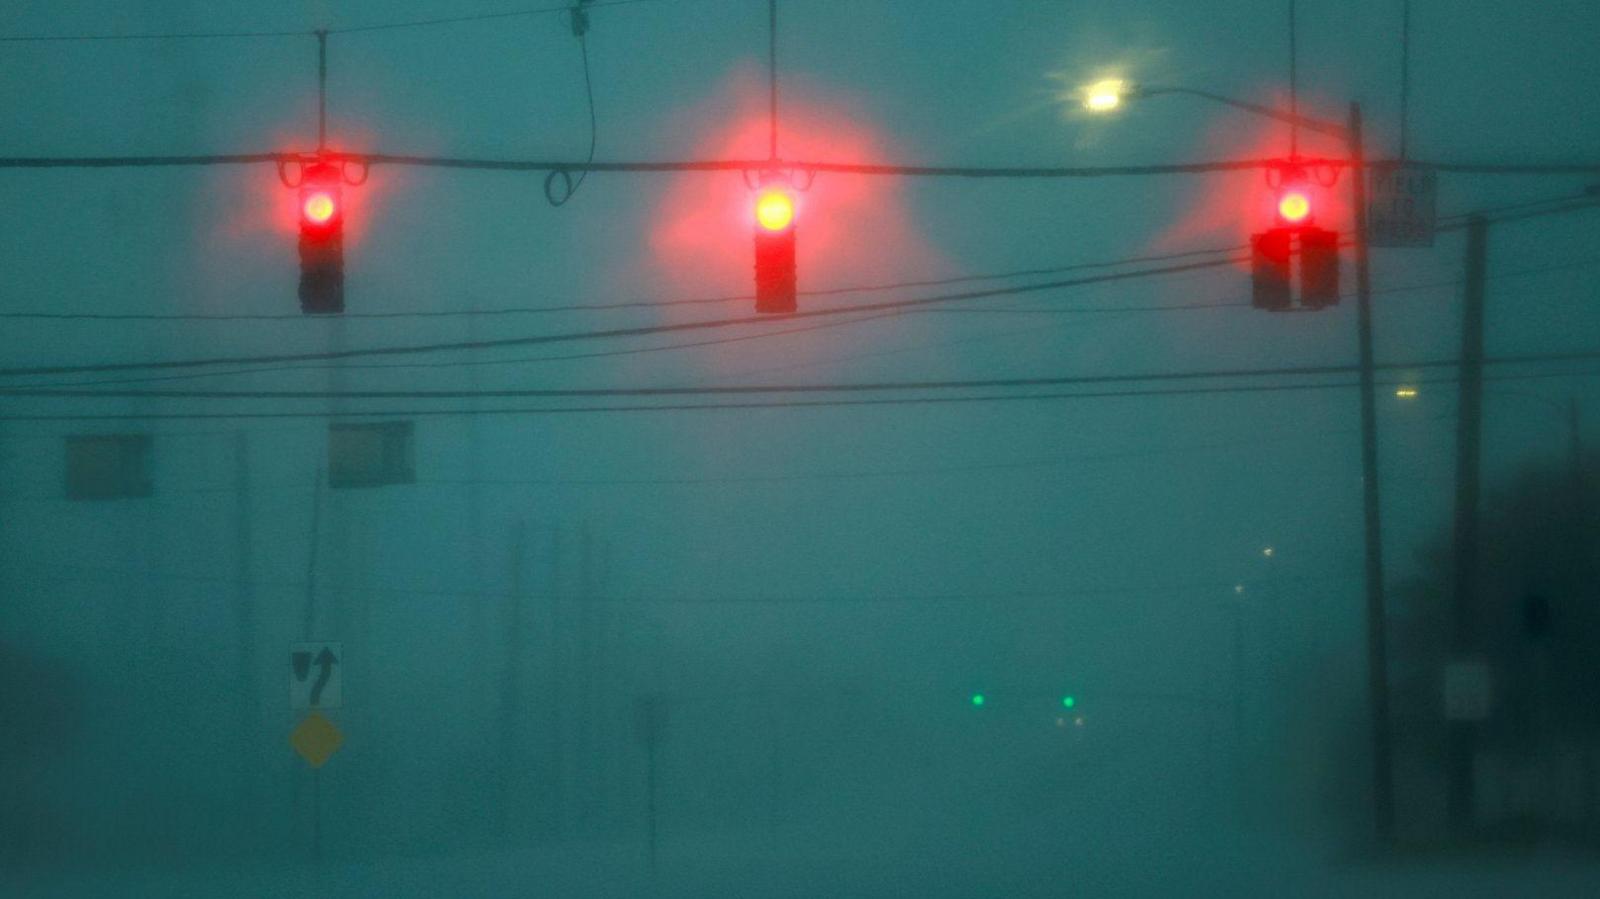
0,0,661,42
3,366,1597,422
6,348,1597,402
327,0,661,36
17,242,1592,391
3,150,1597,178
0,254,1248,378
2,218,1595,381
0,244,1245,322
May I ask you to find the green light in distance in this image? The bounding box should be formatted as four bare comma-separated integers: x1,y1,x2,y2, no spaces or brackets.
1062,695,1077,709
971,693,986,707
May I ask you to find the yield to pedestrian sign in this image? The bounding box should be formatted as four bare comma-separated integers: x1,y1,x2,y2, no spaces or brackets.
290,642,342,710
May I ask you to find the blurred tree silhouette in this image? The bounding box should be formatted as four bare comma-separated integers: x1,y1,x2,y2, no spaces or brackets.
1390,450,1600,841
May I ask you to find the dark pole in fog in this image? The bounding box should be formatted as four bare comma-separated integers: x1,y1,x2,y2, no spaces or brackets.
1350,101,1396,844
234,432,257,720
500,519,527,833
1447,215,1488,835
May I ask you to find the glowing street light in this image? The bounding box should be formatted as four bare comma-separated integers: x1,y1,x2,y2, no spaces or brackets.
1082,78,1130,113
1395,386,1419,399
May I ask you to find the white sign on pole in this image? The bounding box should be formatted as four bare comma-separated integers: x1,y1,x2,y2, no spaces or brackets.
290,642,343,710
1368,164,1438,247
1443,659,1491,721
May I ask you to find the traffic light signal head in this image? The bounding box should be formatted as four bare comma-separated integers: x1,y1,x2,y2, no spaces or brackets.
1299,227,1341,308
298,162,345,315
753,184,797,314
1251,228,1292,311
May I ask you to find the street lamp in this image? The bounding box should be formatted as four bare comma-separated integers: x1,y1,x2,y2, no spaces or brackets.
1081,78,1130,112
1085,75,1395,843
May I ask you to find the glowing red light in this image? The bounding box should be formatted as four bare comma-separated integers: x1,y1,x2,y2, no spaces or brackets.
1278,191,1311,224
303,191,337,225
755,189,794,232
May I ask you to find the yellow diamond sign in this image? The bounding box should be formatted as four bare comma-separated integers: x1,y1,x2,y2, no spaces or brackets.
290,711,343,768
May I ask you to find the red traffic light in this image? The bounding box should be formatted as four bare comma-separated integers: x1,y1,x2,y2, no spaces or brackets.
1277,190,1311,225
755,188,795,232
297,162,345,314
302,190,338,225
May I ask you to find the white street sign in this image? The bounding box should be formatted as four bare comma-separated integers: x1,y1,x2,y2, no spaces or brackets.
1368,164,1438,247
290,642,343,710
1443,659,1491,721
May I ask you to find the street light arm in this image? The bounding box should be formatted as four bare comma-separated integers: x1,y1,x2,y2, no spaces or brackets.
1136,85,1348,140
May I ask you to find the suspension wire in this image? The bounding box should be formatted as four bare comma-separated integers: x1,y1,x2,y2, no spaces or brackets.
769,0,779,162
1288,0,1299,158
316,30,328,152
0,151,1593,176
1400,0,1411,161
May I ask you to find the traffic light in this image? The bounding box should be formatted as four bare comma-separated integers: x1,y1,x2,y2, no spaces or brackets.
1299,227,1341,308
1254,165,1343,312
753,185,796,314
1251,228,1292,311
298,161,344,315
1060,695,1077,710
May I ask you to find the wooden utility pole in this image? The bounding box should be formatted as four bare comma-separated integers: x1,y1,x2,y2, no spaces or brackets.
1447,215,1489,834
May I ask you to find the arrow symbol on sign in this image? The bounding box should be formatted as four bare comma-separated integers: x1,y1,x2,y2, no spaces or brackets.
292,651,312,682
310,647,338,706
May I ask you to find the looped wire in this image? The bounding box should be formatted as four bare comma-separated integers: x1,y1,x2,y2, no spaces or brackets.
276,157,305,188
544,168,577,206
341,157,370,186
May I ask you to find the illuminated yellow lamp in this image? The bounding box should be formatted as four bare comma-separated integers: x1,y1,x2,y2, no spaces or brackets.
1395,386,1419,399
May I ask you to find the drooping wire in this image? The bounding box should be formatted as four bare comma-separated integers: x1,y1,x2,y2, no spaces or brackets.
545,3,600,207
0,243,1246,321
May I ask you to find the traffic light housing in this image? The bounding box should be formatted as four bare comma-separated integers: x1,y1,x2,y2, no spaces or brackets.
753,186,796,314
1251,229,1292,311
298,162,345,315
1299,227,1341,308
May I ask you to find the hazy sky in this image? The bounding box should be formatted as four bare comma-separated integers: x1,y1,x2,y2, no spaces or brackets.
2,0,1598,724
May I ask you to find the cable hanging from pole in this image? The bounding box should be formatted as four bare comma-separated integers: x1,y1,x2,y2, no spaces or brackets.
545,1,599,206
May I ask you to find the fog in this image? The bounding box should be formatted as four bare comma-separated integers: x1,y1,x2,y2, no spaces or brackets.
4,1,1600,895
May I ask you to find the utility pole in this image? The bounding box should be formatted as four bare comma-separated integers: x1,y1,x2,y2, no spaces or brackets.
1350,101,1396,844
1570,397,1585,498
1447,215,1488,835
234,432,257,716
500,519,527,834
